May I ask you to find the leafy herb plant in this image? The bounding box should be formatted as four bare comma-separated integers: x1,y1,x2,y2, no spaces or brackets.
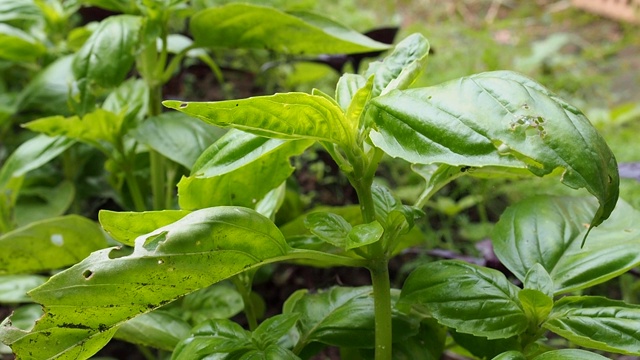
2,6,639,360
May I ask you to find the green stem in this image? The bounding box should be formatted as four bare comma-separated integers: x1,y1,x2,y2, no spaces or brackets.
231,275,259,331
148,79,166,210
124,166,146,212
369,258,393,360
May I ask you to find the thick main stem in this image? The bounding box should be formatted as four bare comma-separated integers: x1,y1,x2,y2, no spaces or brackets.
369,257,392,360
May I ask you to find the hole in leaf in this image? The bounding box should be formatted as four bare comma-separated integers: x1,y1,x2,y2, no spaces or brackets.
108,246,134,259
82,270,93,279
143,231,168,251
179,102,188,108
157,259,165,265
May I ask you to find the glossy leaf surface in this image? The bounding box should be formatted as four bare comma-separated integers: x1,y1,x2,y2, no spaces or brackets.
493,196,640,294
172,319,251,360
287,287,419,349
164,93,352,147
545,296,640,355
178,130,312,209
399,260,527,339
368,71,618,229
72,15,141,88
1,207,293,359
17,55,76,115
134,112,225,169
190,3,390,54
0,215,108,275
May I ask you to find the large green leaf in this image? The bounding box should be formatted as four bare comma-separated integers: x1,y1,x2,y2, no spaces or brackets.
0,23,46,61
163,93,352,147
545,296,640,355
190,3,390,55
0,215,108,275
177,130,313,209
134,112,225,169
0,135,74,190
0,0,41,22
368,71,618,230
0,207,294,359
399,260,528,339
286,286,419,350
493,196,640,294
72,15,141,88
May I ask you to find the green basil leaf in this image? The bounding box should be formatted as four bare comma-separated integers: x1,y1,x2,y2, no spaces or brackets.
492,351,527,360
381,318,446,360
240,345,300,360
0,275,47,303
368,71,618,231
163,93,352,147
24,109,126,151
0,215,108,275
523,263,554,298
365,33,430,97
531,349,610,360
289,286,419,350
347,221,384,250
134,112,225,169
399,260,527,339
99,209,191,246
190,4,390,55
114,310,191,351
0,0,41,22
0,23,46,61
493,196,640,294
304,212,352,248
252,313,299,348
0,135,74,190
1,207,292,359
335,74,367,112
518,289,553,325
15,181,75,227
176,283,244,325
546,296,640,355
103,78,149,127
178,131,313,209
72,15,141,88
17,55,75,115
172,319,252,360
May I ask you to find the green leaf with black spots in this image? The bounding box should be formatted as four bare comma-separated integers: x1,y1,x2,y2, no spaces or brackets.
178,131,313,210
545,296,640,355
163,93,352,147
493,196,640,294
368,71,618,233
399,260,528,339
190,3,390,55
0,215,108,275
0,207,293,359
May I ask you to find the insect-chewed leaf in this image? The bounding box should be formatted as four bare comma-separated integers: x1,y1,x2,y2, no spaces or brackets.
368,70,618,231
0,207,292,359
